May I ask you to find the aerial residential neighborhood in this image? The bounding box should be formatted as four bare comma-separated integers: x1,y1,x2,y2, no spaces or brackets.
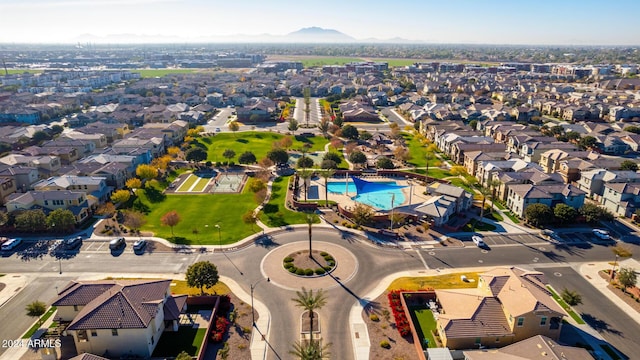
1,2,640,360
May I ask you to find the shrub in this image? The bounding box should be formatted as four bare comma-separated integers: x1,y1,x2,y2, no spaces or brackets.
370,314,380,322
284,262,294,269
315,268,326,275
284,256,294,263
295,268,305,275
237,344,247,350
333,220,339,223
380,340,390,349
320,251,329,256
323,266,332,271
305,268,314,276
288,266,298,273
327,260,335,266
323,255,334,261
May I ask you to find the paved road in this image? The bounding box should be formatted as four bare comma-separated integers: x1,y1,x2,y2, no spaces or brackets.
1,229,640,359
293,97,322,127
0,276,73,356
536,266,640,359
380,107,411,126
203,107,234,132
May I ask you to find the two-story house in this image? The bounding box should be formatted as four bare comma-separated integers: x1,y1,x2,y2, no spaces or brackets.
52,279,187,358
506,184,586,218
435,267,565,350
0,177,17,205
5,190,90,223
32,175,112,202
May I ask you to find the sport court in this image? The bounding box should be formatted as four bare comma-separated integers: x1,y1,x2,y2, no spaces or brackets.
211,173,246,193
174,171,217,193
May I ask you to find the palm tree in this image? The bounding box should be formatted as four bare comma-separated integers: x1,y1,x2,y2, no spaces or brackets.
475,187,492,230
292,287,327,348
306,213,319,258
318,169,335,207
487,179,502,215
298,169,314,202
290,340,331,360
424,143,437,192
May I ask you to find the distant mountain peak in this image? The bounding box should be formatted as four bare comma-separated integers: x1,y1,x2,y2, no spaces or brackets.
286,27,355,42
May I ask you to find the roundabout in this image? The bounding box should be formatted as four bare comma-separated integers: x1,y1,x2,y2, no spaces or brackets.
260,240,359,291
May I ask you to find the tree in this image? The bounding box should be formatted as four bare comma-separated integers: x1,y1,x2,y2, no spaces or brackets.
242,210,257,231
14,209,46,232
393,146,411,163
620,160,638,171
341,124,359,140
359,131,372,140
32,131,51,143
288,118,299,134
578,135,598,150
123,210,147,234
468,119,478,130
624,125,640,134
553,203,578,224
46,209,76,233
167,146,181,158
125,178,142,190
186,261,219,295
352,203,375,226
291,287,327,349
612,244,633,259
289,341,331,360
298,169,314,201
297,156,315,169
476,187,492,229
487,179,502,215
185,147,207,162
51,125,64,135
348,151,367,168
450,165,468,176
222,149,236,163
161,210,181,236
424,143,438,188
25,301,47,327
0,211,8,227
318,169,335,207
111,189,131,204
561,288,582,306
238,151,257,164
267,148,289,165
376,156,394,169
617,267,637,294
306,213,319,258
151,155,172,171
318,119,330,138
524,203,552,227
566,131,580,141
279,136,293,150
579,203,614,223
329,137,342,150
175,351,192,360
228,121,239,134
136,164,158,181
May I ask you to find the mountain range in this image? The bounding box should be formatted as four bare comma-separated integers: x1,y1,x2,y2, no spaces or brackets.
73,27,420,44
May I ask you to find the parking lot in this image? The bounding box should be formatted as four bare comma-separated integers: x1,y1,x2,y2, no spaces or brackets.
0,238,163,260
455,233,548,248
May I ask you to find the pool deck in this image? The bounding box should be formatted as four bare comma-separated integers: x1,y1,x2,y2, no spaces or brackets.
309,176,431,212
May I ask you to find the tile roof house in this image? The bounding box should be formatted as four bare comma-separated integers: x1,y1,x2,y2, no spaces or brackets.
601,182,640,218
53,279,187,358
463,335,593,359
5,190,90,223
435,267,565,350
506,184,586,218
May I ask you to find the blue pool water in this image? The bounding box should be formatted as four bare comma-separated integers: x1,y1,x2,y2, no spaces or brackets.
327,181,405,211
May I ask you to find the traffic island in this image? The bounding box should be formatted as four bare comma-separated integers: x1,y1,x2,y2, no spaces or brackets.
283,250,336,277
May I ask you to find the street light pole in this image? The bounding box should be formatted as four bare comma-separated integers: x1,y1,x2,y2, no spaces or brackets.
610,254,619,282
251,277,270,328
215,224,221,251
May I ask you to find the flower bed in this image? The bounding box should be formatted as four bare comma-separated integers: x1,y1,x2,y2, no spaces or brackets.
387,290,411,337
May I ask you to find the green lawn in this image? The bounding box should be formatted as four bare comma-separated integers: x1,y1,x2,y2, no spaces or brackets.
202,132,329,163
177,173,198,191
388,272,479,291
409,167,451,180
4,69,43,75
152,327,206,357
137,181,259,244
503,211,520,223
547,286,585,324
483,211,504,222
22,306,57,339
448,178,474,193
461,219,496,232
259,176,318,227
409,307,437,349
135,69,201,78
298,57,365,68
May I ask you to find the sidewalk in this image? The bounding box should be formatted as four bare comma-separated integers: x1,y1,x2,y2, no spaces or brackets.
0,274,29,308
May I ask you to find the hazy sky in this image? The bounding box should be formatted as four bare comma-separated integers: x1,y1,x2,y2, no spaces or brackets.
1,0,638,45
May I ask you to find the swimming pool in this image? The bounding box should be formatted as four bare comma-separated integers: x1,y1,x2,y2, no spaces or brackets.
327,181,405,211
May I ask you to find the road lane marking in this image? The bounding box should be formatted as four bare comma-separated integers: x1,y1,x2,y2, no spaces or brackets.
416,250,429,270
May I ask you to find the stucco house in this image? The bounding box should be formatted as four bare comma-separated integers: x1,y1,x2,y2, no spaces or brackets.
435,267,565,350
463,335,593,359
506,184,585,218
53,279,187,359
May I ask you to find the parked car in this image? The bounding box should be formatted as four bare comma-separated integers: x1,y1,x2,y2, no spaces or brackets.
215,127,221,132
1,238,22,252
592,229,611,240
109,237,126,250
64,236,83,250
471,235,485,247
133,239,147,251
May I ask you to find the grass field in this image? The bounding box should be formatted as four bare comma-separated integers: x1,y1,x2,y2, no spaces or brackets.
137,181,259,244
191,177,211,192
388,272,479,291
461,219,496,232
259,176,318,227
547,286,585,324
201,132,329,163
134,69,202,78
177,173,199,191
409,307,437,348
170,279,231,296
22,306,57,339
4,69,43,75
297,57,365,68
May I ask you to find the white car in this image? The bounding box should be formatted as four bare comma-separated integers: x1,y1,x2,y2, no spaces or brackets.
471,235,485,247
592,229,611,240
